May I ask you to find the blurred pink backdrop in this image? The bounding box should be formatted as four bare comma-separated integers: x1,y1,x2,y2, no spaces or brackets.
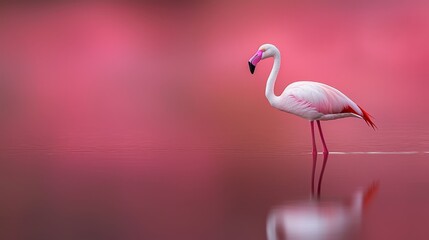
1,1,428,153
0,1,429,239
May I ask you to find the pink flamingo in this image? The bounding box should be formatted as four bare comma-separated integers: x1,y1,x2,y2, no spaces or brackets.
248,44,375,155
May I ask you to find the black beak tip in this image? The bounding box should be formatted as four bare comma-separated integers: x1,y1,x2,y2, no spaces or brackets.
248,61,255,74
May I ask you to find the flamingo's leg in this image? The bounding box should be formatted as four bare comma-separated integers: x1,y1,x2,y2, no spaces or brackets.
316,120,329,156
310,121,317,198
311,121,317,156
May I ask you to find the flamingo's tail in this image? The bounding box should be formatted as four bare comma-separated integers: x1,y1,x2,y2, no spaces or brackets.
358,105,377,129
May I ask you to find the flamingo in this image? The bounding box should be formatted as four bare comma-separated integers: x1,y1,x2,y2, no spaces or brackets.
248,44,375,155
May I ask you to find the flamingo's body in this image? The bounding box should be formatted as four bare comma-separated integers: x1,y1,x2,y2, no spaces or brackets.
248,44,375,154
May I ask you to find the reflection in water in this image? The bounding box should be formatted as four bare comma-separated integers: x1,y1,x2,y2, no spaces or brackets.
267,153,379,240
311,153,329,200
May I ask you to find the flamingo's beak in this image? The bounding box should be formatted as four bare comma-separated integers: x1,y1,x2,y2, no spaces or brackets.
248,62,255,74
248,50,263,74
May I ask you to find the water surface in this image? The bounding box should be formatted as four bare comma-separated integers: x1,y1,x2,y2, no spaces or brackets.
2,126,429,240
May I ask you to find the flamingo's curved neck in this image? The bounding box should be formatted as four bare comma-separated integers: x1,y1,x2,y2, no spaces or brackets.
266,51,281,105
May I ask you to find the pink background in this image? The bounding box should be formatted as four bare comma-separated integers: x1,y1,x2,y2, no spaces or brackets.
1,0,428,151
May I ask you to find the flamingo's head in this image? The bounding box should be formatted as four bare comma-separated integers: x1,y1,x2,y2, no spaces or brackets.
248,44,279,74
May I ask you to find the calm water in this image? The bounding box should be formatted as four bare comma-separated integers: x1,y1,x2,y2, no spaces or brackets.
2,124,429,240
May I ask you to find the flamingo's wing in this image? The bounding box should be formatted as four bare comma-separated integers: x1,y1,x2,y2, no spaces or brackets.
283,81,376,128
